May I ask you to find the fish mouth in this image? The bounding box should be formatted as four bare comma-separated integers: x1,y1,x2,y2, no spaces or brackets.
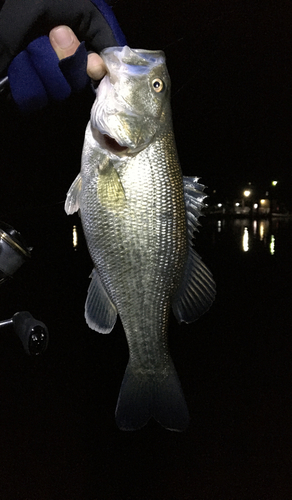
91,126,129,155
103,134,128,153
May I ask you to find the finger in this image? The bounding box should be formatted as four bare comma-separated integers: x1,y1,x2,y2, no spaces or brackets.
87,52,107,80
49,26,107,81
0,0,125,77
49,26,79,60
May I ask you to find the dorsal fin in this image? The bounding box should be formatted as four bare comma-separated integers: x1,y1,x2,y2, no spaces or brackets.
183,176,207,237
172,176,216,323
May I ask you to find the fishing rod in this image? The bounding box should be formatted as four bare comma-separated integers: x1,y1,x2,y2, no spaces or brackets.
0,75,8,92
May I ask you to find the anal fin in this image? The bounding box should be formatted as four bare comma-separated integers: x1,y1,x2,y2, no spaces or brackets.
85,268,117,333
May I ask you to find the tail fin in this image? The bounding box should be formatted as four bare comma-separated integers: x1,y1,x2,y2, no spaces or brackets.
115,359,190,432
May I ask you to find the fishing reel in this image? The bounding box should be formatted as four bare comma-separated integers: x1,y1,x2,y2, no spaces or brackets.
0,221,49,355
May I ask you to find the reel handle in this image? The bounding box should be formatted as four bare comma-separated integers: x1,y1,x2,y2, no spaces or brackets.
0,312,49,355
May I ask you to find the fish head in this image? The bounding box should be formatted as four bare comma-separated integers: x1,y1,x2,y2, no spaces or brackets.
90,46,171,155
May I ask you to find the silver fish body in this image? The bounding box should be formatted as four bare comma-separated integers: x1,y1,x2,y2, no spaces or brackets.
65,46,216,431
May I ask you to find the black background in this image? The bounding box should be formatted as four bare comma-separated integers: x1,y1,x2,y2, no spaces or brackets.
2,0,292,207
0,1,292,499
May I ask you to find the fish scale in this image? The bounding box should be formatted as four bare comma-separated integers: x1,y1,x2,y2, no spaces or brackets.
65,46,216,431
83,133,187,369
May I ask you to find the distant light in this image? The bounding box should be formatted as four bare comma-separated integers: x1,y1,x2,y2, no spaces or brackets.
244,190,251,197
217,203,222,208
73,225,78,249
253,203,258,209
235,202,240,207
272,181,278,186
217,220,222,232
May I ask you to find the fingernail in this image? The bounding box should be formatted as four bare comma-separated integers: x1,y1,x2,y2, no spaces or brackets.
52,26,74,49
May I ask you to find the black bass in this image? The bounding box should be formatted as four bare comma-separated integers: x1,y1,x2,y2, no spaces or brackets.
65,46,215,431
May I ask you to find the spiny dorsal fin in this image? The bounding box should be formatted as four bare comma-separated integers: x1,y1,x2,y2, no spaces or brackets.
183,176,207,238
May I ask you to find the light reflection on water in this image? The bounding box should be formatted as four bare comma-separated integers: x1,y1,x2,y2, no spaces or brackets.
71,216,292,258
213,217,292,255
72,224,78,250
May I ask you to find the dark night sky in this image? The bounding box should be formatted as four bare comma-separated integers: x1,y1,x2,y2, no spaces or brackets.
115,0,292,206
1,0,292,212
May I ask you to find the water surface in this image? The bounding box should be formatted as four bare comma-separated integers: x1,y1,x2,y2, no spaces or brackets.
0,207,291,499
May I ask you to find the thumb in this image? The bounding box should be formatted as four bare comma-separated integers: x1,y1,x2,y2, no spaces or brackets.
49,26,79,60
49,25,106,80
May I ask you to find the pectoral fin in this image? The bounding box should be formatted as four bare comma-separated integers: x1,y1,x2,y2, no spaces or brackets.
85,268,117,333
172,176,216,323
65,173,82,215
98,163,126,210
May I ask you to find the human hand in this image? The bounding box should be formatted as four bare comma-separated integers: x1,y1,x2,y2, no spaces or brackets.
49,25,106,81
0,0,126,77
0,0,126,111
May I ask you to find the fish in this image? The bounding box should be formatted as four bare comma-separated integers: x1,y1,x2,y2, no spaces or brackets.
65,45,216,431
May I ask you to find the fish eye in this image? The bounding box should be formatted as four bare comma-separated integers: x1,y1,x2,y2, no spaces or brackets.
152,78,164,93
